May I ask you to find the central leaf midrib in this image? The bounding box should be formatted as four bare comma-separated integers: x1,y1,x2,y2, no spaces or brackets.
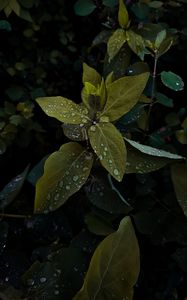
92,229,123,300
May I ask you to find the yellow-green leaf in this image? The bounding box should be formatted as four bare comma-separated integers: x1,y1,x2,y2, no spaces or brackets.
88,122,126,181
171,163,187,217
36,96,90,124
175,129,187,144
101,72,149,121
107,29,127,61
73,216,140,300
126,30,147,60
83,63,101,87
118,0,129,29
35,142,93,213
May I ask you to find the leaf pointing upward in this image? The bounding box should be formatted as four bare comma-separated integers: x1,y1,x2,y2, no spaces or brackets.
73,216,140,300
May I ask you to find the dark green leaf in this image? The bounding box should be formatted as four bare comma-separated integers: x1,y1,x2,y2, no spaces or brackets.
156,92,173,107
0,20,11,31
161,71,184,91
102,0,117,8
0,165,29,209
74,0,96,16
85,212,114,236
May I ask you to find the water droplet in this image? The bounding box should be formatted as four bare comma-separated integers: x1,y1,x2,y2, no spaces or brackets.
114,169,119,176
66,185,70,190
27,278,35,286
99,155,103,160
90,125,96,132
109,160,112,164
59,180,63,188
5,277,9,282
40,277,47,283
73,175,79,182
103,152,107,156
104,147,108,151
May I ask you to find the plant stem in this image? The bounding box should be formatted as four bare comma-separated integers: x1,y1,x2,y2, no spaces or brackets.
145,54,158,131
107,174,130,206
0,213,31,219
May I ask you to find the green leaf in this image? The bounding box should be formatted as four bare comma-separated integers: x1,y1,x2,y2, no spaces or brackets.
175,130,187,144
0,165,29,209
125,143,181,174
74,0,96,16
0,20,11,31
73,217,140,300
155,29,166,49
27,155,49,186
171,163,187,217
104,43,131,80
118,0,129,29
157,37,173,57
88,122,126,181
156,92,173,107
161,71,184,91
126,30,147,60
101,72,149,121
103,0,117,7
35,142,93,213
107,29,127,61
85,212,115,236
82,63,101,87
85,171,131,213
125,138,183,160
131,3,150,19
36,96,90,124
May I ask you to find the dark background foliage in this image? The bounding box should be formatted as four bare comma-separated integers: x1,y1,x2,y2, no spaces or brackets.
0,0,187,299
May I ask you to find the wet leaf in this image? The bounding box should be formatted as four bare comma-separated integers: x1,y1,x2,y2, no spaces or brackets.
125,143,183,174
85,171,131,214
73,217,140,300
35,142,93,213
0,165,29,209
161,71,184,91
36,96,90,124
23,247,88,300
171,163,187,217
125,138,183,160
107,29,126,61
118,0,129,29
104,43,131,79
63,123,88,141
126,30,147,60
101,72,149,121
88,123,126,181
157,37,173,57
131,3,150,19
74,0,96,16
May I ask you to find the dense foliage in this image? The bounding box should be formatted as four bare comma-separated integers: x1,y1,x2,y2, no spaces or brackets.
0,0,187,299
